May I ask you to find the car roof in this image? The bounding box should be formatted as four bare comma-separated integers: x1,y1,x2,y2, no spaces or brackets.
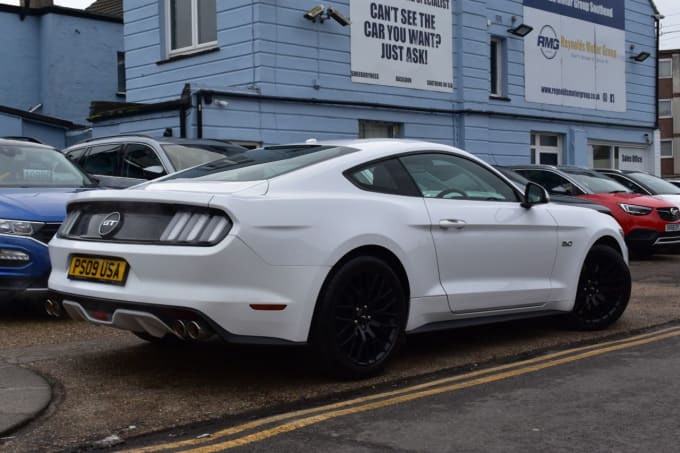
0,137,58,151
67,134,249,148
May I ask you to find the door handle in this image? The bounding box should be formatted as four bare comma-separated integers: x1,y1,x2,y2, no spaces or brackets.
439,219,466,230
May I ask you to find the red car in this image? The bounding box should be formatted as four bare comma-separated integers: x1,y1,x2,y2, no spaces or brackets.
507,165,680,255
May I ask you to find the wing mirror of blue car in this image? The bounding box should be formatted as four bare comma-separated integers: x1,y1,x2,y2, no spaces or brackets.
522,181,550,208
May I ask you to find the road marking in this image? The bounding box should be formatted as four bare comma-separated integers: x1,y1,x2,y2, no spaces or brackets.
121,325,680,453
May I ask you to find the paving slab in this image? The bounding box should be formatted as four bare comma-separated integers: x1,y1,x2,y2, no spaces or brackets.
0,363,51,436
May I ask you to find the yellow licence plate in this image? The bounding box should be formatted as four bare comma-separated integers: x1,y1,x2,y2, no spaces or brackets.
67,255,129,285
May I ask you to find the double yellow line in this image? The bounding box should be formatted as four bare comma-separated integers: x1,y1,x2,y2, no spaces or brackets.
122,325,680,453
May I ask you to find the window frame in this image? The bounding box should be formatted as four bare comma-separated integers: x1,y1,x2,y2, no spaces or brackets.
490,37,503,97
165,0,218,57
530,132,562,165
358,120,402,138
661,140,673,159
659,99,672,118
659,58,672,79
117,51,126,95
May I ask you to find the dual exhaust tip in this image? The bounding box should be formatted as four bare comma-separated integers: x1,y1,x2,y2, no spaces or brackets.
45,299,63,317
171,319,212,340
45,299,212,341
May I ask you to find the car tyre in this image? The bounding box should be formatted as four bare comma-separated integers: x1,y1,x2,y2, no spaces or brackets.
311,256,407,379
566,245,631,330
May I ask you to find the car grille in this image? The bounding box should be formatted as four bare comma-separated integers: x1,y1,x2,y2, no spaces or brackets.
58,202,232,246
33,223,61,245
657,207,680,222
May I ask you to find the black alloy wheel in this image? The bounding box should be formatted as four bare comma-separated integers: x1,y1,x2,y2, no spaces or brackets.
566,244,631,330
311,255,407,379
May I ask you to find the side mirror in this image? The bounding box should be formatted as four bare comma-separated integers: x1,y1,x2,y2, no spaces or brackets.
142,165,165,177
522,181,550,208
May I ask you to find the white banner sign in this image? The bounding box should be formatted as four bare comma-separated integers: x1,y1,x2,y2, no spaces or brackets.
350,0,453,92
523,0,626,112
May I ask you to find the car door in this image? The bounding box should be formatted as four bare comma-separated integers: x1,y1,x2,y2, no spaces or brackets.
79,143,122,178
400,153,559,314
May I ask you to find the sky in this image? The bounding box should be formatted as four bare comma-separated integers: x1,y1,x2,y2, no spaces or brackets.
2,0,680,49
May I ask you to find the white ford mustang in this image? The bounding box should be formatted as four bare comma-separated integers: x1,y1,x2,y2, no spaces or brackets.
48,139,631,378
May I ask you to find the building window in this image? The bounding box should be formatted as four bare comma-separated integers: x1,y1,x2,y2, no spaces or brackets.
166,0,217,56
659,59,672,78
591,144,620,169
490,38,503,96
661,140,673,158
530,133,561,165
659,99,672,118
359,120,401,138
117,51,126,95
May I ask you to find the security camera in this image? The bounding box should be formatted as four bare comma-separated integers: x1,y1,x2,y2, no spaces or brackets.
326,7,351,26
304,5,325,21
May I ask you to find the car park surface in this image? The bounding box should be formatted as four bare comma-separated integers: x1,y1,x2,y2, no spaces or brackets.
508,165,680,255
1,252,680,452
0,138,99,308
62,135,248,188
48,139,631,378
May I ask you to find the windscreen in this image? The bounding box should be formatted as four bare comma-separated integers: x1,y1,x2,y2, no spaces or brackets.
164,145,358,182
630,172,680,195
0,144,93,187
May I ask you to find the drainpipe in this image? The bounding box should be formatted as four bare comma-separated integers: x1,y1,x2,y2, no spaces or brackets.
196,93,203,139
179,83,191,138
654,13,662,130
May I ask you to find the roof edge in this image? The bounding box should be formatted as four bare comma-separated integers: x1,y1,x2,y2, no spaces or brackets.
0,4,122,23
0,104,88,130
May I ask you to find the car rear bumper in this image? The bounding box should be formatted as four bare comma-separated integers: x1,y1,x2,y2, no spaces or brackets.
50,292,303,345
48,235,330,342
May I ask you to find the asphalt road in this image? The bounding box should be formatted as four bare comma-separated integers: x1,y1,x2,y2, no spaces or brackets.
0,253,679,452
176,327,680,453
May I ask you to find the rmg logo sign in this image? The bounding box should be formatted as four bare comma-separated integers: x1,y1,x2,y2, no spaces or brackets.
537,25,559,59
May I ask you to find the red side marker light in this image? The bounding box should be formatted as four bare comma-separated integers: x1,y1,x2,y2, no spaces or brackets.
249,304,287,311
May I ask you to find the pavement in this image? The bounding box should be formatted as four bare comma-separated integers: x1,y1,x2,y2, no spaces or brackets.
0,361,51,437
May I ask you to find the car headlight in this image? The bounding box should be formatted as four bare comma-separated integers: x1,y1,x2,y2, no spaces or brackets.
618,204,653,216
0,219,45,236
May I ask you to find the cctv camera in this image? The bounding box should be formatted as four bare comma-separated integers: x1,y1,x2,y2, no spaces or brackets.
326,7,351,26
304,4,325,21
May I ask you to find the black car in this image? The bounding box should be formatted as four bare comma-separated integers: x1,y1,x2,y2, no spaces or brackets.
594,169,680,197
495,166,612,216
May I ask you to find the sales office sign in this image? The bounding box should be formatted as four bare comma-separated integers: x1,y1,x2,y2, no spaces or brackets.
524,0,626,112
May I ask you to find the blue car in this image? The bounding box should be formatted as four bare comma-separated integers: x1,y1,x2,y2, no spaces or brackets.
0,138,98,309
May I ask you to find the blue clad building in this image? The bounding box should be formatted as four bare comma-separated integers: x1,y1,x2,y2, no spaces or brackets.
91,0,661,172
0,1,123,147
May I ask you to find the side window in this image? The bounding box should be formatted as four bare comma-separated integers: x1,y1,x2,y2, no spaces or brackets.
400,153,518,201
80,144,122,176
606,174,643,193
515,169,576,195
122,144,165,179
346,159,419,196
65,147,88,164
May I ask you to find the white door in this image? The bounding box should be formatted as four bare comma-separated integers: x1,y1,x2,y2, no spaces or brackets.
400,153,559,314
